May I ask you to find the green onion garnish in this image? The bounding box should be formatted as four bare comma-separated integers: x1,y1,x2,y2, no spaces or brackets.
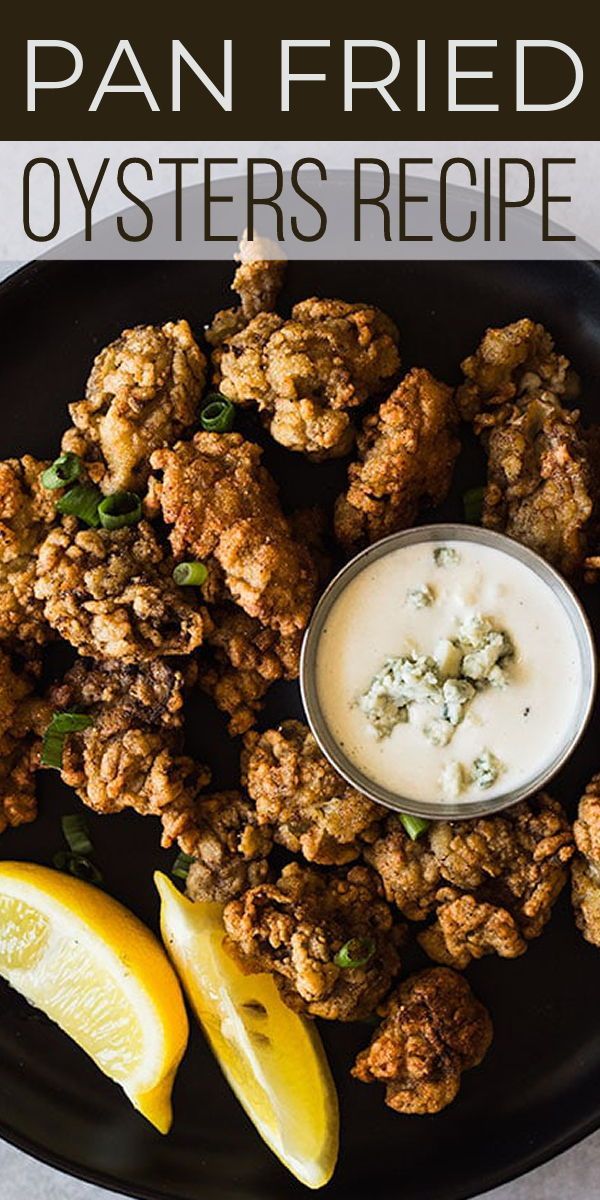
172,561,208,587
53,850,103,885
334,937,376,970
41,453,81,490
56,483,102,527
172,851,195,882
400,814,430,841
61,813,93,857
97,491,142,530
200,395,235,433
463,486,485,524
41,712,93,770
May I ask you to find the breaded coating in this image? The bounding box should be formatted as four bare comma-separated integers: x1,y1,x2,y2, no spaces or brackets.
0,456,59,646
335,368,459,549
213,299,400,459
201,605,301,735
457,317,574,421
185,791,272,903
50,658,210,852
232,259,286,320
62,320,206,493
224,862,401,1020
206,236,286,345
148,432,317,635
572,774,600,947
241,721,382,865
352,967,493,1114
35,518,205,662
207,264,286,342
419,893,529,967
198,510,327,735
365,820,442,921
50,657,195,728
366,796,574,967
479,396,594,577
458,319,596,576
0,649,50,834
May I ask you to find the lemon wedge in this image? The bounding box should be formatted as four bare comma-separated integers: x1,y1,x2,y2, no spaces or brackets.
0,861,188,1133
156,871,339,1189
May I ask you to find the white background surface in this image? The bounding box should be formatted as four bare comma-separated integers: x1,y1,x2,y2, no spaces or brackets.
1,142,599,1196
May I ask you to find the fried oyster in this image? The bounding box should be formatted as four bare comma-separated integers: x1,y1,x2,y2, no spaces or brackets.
366,796,574,967
201,605,301,736
241,721,382,865
206,237,286,339
224,862,401,1020
0,649,50,834
49,658,210,852
0,455,59,647
185,791,272,903
212,298,400,459
352,967,493,1114
335,368,460,549
148,432,317,636
62,320,206,494
457,318,597,576
35,518,205,662
572,774,600,947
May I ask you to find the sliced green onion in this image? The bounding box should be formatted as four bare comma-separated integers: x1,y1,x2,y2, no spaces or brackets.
173,561,208,587
56,483,102,527
200,395,235,433
41,712,93,770
463,486,485,524
61,813,93,857
98,491,142,530
53,850,103,885
41,453,81,490
172,851,195,882
334,937,376,970
400,814,430,841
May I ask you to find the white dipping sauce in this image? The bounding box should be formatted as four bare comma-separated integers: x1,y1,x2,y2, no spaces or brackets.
315,539,582,804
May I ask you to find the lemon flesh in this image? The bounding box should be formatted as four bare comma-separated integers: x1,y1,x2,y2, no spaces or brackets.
156,871,339,1189
0,861,188,1133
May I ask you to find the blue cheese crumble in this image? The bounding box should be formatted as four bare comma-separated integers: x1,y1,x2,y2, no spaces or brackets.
434,546,461,568
406,583,435,609
361,612,514,751
440,749,504,800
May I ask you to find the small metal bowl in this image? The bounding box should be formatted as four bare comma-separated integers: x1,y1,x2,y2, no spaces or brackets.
300,523,597,820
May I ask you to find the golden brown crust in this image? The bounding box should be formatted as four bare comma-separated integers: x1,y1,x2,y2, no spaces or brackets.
223,862,401,1020
0,455,59,646
62,320,205,493
149,432,317,636
0,649,50,834
457,317,575,421
457,319,596,576
366,796,574,967
213,298,400,459
241,720,382,865
206,256,286,351
50,658,209,852
352,967,493,1114
185,791,272,903
200,604,301,735
572,774,600,946
35,518,206,662
335,368,459,549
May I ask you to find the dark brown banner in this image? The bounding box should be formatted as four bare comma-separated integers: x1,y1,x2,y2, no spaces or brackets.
2,0,597,141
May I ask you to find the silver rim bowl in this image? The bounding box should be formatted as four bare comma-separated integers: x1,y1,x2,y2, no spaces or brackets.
300,523,597,821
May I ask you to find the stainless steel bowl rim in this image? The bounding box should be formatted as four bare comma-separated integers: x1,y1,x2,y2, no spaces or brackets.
300,523,597,820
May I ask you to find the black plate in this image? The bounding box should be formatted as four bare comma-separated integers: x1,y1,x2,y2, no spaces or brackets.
1,257,600,1200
